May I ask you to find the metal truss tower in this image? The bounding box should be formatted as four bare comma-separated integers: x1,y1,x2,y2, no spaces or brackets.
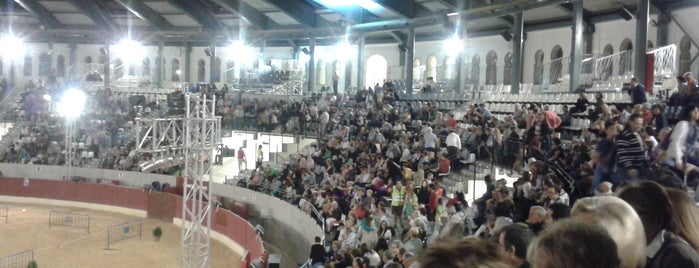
135,93,221,268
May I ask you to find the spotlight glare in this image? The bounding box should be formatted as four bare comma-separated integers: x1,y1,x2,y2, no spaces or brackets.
444,36,463,56
227,40,255,65
58,88,86,119
0,34,26,61
42,94,51,101
113,38,144,65
334,40,355,60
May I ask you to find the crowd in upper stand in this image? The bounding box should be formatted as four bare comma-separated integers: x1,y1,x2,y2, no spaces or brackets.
3,72,699,268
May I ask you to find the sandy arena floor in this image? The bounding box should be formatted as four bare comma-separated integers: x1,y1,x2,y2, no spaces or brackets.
0,203,240,268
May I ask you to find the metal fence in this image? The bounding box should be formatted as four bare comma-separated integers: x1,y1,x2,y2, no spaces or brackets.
49,211,90,233
0,250,34,268
106,220,143,250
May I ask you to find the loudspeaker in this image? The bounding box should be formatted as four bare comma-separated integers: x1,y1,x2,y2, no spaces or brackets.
397,44,407,52
301,47,310,55
100,47,108,55
618,6,634,21
204,48,213,57
501,30,512,42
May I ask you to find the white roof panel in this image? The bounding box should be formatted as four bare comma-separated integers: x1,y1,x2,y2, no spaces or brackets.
144,1,182,14
54,13,95,25
266,12,300,25
39,1,80,12
163,14,201,27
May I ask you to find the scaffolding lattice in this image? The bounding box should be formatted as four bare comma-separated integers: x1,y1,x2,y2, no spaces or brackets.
134,93,221,268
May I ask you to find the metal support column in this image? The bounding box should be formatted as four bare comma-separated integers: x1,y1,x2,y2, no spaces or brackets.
455,53,463,94
344,58,352,93
185,44,192,83
584,24,595,54
512,12,524,94
68,42,76,67
357,36,365,90
259,40,266,67
308,37,316,94
570,0,584,92
406,28,415,95
209,41,216,82
104,43,110,89
157,41,164,88
634,0,650,84
657,12,670,47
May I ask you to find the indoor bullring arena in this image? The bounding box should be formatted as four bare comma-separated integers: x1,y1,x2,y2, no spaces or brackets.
0,0,698,267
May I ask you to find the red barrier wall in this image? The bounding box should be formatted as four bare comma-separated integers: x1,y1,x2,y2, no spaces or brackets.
0,177,266,267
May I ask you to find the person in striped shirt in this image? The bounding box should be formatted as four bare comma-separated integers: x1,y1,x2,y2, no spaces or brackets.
614,113,647,186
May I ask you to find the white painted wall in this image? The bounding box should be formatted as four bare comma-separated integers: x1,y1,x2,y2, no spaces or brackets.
6,6,699,92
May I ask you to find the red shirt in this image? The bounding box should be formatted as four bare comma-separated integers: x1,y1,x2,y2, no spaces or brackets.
438,158,451,173
429,191,439,213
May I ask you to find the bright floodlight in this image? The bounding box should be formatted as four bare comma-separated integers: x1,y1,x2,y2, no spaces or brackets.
334,40,355,60
42,94,51,101
113,38,144,64
444,35,463,56
227,40,255,65
58,88,86,119
0,34,26,61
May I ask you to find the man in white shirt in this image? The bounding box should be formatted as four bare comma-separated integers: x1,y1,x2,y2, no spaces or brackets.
446,131,461,156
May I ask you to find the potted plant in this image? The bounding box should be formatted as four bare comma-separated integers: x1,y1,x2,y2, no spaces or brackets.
27,260,38,268
153,226,163,241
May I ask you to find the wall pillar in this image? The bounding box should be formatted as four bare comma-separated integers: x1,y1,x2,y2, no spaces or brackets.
570,0,584,92
405,28,415,95
634,0,650,84
512,12,524,94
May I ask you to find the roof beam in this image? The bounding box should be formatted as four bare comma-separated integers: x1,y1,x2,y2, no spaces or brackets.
164,0,224,31
663,0,699,12
64,0,117,30
263,0,319,27
557,3,592,24
113,0,174,30
210,0,271,30
461,0,573,20
434,0,465,10
373,0,417,18
14,0,61,29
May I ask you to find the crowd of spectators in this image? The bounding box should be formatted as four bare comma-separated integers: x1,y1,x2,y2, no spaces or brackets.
3,72,699,268
233,75,699,268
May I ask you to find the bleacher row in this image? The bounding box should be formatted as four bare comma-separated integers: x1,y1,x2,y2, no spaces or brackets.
485,92,632,104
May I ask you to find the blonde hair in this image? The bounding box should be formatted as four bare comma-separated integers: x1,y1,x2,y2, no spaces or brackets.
666,188,699,252
572,196,646,268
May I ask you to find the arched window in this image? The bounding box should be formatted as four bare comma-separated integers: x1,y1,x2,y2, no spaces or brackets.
85,56,93,64
680,36,691,74
317,60,326,85
442,56,455,81
114,58,124,79
619,38,633,75
143,58,151,77
413,58,422,82
534,50,544,85
225,60,235,83
550,45,563,83
471,55,480,86
197,59,206,82
485,50,497,85
213,57,222,82
426,54,437,81
171,59,180,82
503,52,512,85
365,54,388,87
23,56,32,77
39,52,51,77
56,55,65,77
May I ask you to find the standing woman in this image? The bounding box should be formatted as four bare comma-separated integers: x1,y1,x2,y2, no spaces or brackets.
666,105,699,172
403,184,419,222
